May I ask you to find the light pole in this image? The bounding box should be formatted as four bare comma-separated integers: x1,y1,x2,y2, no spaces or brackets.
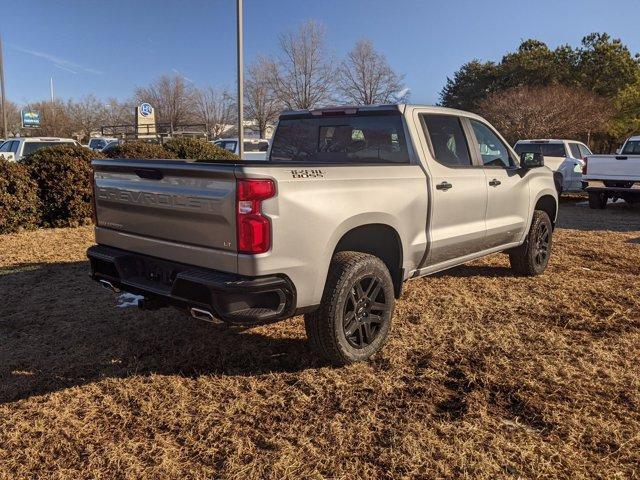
236,0,243,159
0,34,7,139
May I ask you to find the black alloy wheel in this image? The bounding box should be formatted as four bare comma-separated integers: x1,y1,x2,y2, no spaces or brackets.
342,275,389,349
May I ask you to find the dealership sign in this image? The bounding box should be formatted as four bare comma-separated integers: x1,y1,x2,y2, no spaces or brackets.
139,103,153,117
21,110,41,127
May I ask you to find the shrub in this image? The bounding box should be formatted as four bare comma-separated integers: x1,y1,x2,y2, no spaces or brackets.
22,145,104,228
0,158,41,234
163,137,239,161
103,140,176,159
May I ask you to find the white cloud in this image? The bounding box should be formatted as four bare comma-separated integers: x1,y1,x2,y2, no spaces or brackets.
172,68,194,84
9,44,103,75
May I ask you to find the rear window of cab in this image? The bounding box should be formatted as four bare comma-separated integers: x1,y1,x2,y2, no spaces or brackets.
269,115,410,164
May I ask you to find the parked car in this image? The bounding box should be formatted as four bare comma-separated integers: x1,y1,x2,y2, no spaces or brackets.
86,137,118,151
0,137,79,161
514,139,592,194
212,138,270,160
582,135,640,208
87,105,557,365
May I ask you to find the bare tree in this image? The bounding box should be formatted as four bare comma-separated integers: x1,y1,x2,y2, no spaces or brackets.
193,86,236,139
336,39,407,105
245,57,281,138
102,97,133,126
269,21,335,110
134,74,195,127
67,94,105,142
3,100,22,136
478,85,613,145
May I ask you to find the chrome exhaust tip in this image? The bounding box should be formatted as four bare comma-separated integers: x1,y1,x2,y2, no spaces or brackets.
190,307,216,323
99,279,120,293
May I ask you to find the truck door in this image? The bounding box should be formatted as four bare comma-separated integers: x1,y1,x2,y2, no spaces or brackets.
466,119,529,249
416,112,488,264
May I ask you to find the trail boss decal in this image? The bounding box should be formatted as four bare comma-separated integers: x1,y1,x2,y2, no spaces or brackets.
290,169,325,179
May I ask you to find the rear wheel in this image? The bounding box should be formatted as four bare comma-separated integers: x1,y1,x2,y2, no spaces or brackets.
509,210,553,276
588,191,608,209
304,251,395,366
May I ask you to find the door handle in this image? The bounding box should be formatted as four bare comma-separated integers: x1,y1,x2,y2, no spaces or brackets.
436,181,453,191
489,179,501,187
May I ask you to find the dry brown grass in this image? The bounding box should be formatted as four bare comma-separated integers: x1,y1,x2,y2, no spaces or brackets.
1,198,639,479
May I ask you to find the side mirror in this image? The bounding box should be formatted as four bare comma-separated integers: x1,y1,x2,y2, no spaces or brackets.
520,152,544,169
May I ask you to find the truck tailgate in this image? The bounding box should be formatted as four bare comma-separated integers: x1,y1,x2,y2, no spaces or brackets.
92,159,238,265
586,154,640,180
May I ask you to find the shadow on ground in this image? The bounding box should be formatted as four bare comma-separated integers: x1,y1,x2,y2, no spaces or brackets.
557,197,639,232
0,261,316,404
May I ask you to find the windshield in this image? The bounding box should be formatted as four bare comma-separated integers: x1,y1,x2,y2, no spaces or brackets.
514,142,566,157
269,114,409,163
23,141,76,156
621,140,640,154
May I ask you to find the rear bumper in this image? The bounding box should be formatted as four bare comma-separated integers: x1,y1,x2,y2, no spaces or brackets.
586,186,640,194
87,245,296,324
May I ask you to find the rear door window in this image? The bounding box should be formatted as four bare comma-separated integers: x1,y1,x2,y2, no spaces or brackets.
269,114,410,163
420,114,472,167
569,143,582,158
622,140,640,154
578,144,592,157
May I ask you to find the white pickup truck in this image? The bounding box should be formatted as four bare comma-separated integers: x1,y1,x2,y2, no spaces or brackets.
583,135,640,208
213,138,270,161
514,139,592,194
0,137,79,161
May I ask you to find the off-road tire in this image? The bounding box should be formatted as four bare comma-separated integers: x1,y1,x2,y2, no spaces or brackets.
588,191,607,209
509,210,553,276
304,251,395,366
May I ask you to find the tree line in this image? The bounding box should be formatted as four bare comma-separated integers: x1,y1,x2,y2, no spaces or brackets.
440,33,640,151
4,21,406,141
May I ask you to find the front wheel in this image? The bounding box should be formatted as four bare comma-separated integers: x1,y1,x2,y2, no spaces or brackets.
304,251,395,366
509,210,553,276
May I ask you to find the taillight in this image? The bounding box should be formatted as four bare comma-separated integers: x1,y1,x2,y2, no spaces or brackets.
582,157,588,175
236,178,276,254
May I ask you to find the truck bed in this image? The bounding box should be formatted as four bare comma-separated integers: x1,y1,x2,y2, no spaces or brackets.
584,154,640,181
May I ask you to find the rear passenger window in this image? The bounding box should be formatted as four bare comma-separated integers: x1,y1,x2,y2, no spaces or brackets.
421,114,472,167
569,143,582,158
578,144,592,157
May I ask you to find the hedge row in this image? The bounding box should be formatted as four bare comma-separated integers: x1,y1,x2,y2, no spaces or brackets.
0,139,239,234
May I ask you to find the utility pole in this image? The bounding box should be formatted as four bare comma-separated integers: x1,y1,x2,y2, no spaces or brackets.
0,34,7,139
50,77,54,102
236,0,244,159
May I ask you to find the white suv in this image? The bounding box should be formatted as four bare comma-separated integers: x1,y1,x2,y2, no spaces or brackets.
514,139,592,193
0,137,79,162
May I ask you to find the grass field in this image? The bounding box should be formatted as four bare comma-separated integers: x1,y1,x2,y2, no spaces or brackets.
1,197,639,479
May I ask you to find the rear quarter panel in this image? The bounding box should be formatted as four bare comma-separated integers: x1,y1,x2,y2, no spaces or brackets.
236,164,428,307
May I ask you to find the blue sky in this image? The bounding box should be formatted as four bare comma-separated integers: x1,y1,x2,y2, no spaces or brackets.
2,0,640,106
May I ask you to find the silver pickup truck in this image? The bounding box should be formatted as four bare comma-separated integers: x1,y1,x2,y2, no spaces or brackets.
87,105,558,365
